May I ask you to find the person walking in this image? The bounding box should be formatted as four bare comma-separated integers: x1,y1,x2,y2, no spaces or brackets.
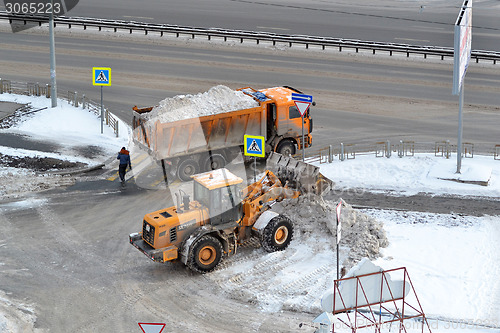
117,147,132,184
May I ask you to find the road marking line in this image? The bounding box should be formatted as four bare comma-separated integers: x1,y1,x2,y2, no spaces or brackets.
256,26,290,31
107,172,119,181
132,152,149,165
123,15,154,20
394,38,430,43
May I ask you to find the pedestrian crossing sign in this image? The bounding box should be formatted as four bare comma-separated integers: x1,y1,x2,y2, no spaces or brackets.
92,67,111,86
244,135,265,157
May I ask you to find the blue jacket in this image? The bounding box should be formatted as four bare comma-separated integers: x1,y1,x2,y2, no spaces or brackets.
117,149,131,167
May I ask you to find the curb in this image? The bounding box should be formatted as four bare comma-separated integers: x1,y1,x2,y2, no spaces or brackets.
43,163,106,176
38,156,120,176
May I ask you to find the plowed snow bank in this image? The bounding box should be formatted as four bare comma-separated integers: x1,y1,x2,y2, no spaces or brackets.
207,196,388,313
272,196,388,269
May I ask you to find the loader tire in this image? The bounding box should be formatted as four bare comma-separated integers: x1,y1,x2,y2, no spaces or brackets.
188,235,223,273
276,140,296,157
177,158,199,182
261,215,293,253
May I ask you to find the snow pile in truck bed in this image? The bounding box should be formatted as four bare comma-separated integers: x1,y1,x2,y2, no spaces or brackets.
146,85,259,122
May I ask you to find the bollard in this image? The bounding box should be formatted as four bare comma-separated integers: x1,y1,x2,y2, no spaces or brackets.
82,94,86,109
445,140,450,159
46,84,51,98
0,78,3,94
340,143,345,161
328,145,332,163
74,92,78,107
386,140,391,158
398,140,403,158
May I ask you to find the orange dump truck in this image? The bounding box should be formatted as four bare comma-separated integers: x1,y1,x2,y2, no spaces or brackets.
132,86,313,181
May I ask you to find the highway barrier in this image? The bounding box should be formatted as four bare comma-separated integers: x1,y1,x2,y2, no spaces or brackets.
1,11,499,64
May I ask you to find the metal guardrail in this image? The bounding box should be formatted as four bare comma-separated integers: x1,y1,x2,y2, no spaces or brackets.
0,78,119,137
1,12,500,64
307,140,499,164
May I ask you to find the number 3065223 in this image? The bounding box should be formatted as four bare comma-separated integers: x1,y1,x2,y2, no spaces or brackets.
5,2,61,14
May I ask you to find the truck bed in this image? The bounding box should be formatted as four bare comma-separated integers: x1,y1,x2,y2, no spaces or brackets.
133,105,265,161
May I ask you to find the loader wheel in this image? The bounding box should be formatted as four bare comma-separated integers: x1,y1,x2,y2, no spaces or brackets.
261,215,294,253
188,235,223,273
276,140,296,157
177,159,199,182
202,153,226,171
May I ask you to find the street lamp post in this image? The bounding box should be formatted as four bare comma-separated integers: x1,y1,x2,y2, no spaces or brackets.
49,0,57,107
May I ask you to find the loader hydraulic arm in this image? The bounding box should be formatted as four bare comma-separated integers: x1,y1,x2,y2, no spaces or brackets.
240,170,299,226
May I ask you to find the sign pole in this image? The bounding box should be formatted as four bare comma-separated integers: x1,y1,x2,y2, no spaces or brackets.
336,221,340,281
253,156,256,183
244,135,265,183
335,201,342,281
291,95,312,162
93,67,111,134
452,0,471,174
49,0,57,108
457,84,464,173
100,85,104,134
301,115,305,161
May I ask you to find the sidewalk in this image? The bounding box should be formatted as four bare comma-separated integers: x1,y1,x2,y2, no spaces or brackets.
0,101,24,121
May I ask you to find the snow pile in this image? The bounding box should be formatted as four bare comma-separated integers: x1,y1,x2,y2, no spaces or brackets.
272,196,388,269
206,196,388,313
0,290,41,333
0,167,74,200
145,85,259,122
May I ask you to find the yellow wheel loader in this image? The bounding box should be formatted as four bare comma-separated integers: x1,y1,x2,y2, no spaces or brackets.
129,153,332,273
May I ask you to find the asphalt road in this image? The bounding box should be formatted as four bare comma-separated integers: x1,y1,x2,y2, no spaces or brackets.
45,0,500,52
0,183,312,332
1,10,500,331
0,24,499,149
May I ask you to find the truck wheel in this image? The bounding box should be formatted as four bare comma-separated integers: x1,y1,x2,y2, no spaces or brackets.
260,215,293,252
177,159,199,181
276,140,296,157
203,153,226,171
188,235,223,273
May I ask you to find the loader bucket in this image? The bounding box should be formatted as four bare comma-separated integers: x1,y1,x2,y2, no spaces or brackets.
266,152,333,196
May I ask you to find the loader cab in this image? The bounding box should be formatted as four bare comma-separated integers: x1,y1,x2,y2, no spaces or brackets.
192,168,243,225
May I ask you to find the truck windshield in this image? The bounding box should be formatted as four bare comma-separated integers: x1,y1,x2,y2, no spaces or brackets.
194,182,210,207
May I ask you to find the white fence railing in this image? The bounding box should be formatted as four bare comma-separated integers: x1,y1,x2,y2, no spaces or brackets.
303,140,500,165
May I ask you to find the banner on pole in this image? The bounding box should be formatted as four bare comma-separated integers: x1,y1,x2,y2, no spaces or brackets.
452,0,472,95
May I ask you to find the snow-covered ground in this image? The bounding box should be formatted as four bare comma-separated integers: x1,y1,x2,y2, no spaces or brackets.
370,210,500,325
1,92,500,332
0,93,128,199
316,154,500,198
